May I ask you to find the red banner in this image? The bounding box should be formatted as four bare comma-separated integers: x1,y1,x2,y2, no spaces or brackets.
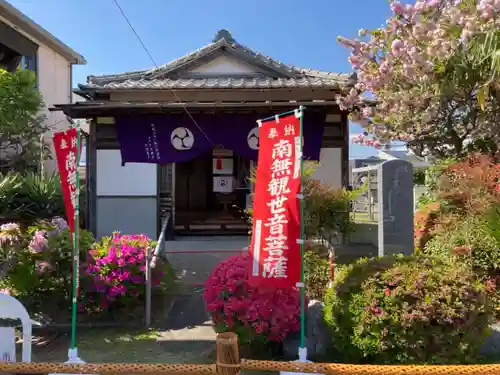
53,128,79,235
249,112,302,288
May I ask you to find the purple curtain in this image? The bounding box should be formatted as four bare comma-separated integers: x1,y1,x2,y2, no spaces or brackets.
115,112,325,164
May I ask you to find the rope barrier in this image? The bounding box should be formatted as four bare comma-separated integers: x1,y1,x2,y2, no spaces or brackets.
2,359,500,375
241,359,500,375
0,362,216,374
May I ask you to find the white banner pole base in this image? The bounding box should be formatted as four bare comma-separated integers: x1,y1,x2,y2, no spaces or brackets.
280,347,324,375
49,348,95,375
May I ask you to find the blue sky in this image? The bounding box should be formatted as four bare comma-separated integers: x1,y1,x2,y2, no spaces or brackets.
10,0,396,159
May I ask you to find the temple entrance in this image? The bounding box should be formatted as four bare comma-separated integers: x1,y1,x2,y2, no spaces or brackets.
174,147,252,235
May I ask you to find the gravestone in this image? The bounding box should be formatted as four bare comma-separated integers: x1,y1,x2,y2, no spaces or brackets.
377,160,414,256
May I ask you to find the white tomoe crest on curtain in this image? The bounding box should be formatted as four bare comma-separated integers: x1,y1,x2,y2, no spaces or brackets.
170,127,194,150
247,127,259,150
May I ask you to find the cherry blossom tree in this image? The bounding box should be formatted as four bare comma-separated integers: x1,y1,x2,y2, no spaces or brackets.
338,0,500,158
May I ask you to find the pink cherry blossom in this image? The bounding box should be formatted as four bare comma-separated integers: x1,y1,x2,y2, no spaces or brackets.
338,0,500,154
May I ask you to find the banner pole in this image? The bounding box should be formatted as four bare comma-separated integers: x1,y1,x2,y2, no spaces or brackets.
71,120,81,350
50,122,88,375
298,105,306,356
257,107,307,124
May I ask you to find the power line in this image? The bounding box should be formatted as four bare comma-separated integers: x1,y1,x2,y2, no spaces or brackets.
111,0,214,145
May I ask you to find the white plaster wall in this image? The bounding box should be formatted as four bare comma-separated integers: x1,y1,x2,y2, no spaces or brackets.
0,14,73,173
190,55,258,75
312,148,343,189
96,150,157,196
38,44,72,172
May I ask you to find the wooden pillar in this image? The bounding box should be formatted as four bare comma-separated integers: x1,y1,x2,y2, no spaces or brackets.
216,332,240,375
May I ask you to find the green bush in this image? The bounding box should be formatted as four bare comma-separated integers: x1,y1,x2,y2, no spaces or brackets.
303,176,355,241
0,217,95,315
424,211,500,316
304,249,330,300
324,255,492,364
424,216,500,273
245,162,357,241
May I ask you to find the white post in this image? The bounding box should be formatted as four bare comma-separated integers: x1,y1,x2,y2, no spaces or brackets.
145,246,152,327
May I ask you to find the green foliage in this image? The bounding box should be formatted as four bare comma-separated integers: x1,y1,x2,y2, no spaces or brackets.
412,169,426,186
424,208,500,317
303,249,330,300
324,255,493,364
413,202,442,253
0,173,25,219
303,177,357,241
0,69,48,173
424,216,500,274
0,172,66,224
423,158,457,196
245,161,359,241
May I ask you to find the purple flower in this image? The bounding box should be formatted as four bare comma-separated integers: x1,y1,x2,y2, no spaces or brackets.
131,274,144,284
35,260,52,275
109,284,127,297
47,217,69,237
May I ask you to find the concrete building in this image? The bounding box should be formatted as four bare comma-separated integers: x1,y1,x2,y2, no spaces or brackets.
0,0,86,171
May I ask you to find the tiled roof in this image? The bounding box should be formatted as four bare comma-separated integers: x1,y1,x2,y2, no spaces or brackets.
80,30,355,91
80,76,351,90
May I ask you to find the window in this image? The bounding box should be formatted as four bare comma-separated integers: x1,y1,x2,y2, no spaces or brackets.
20,54,38,87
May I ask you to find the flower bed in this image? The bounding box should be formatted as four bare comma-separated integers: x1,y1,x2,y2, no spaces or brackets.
84,233,173,313
1,220,175,322
204,253,303,346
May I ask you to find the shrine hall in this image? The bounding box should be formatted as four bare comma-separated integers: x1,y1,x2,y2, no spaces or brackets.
51,29,354,240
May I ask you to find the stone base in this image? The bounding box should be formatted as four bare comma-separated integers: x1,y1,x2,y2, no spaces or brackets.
280,348,324,375
49,348,94,375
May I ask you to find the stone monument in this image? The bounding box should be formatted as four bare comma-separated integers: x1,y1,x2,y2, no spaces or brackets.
377,159,414,256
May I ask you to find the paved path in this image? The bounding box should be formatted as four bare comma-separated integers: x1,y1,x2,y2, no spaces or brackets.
165,236,249,286
157,236,250,363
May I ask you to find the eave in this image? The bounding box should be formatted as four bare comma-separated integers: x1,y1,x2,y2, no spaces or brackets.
50,100,340,118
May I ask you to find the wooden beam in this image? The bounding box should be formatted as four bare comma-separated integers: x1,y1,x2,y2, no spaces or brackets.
54,101,339,118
